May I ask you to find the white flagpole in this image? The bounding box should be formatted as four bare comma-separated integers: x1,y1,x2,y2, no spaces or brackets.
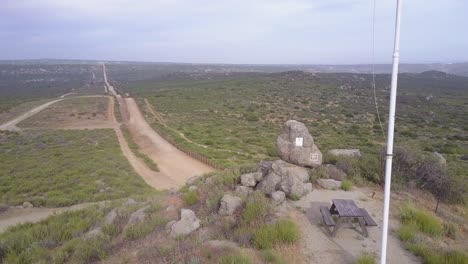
380,0,403,263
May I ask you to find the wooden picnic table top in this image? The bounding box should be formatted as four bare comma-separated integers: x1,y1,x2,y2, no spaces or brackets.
331,199,363,218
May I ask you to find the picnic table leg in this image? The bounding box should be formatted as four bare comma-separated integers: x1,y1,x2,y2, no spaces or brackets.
358,218,368,237
332,218,342,237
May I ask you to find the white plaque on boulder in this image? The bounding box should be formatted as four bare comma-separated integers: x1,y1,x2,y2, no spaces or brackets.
295,137,303,147
310,153,319,162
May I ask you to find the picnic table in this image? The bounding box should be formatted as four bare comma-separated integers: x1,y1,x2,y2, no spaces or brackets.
320,199,377,237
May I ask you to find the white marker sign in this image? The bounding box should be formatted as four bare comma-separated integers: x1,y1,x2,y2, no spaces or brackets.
310,153,319,162
295,137,303,147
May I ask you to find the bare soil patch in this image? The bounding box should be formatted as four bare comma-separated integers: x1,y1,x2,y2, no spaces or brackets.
17,96,114,129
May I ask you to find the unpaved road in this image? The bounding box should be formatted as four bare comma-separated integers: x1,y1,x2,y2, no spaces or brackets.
0,99,63,131
108,97,179,189
287,188,420,264
125,98,214,184
0,202,97,233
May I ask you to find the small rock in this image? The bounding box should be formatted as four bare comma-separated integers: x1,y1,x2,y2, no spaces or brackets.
170,209,200,237
234,185,253,196
271,191,286,206
125,198,138,205
166,205,176,212
432,152,446,167
186,176,199,186
205,176,217,185
317,179,342,190
240,173,257,187
129,205,150,224
188,185,198,192
85,227,102,238
22,202,33,208
218,194,242,216
256,160,274,176
104,209,118,225
322,164,347,181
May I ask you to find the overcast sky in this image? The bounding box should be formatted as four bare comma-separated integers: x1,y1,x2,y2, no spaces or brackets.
1,0,467,64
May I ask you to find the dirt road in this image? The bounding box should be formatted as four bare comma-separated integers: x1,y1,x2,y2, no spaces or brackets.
125,98,214,184
0,203,96,233
0,99,63,131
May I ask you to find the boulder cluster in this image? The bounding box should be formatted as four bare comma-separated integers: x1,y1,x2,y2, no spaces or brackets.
218,120,322,212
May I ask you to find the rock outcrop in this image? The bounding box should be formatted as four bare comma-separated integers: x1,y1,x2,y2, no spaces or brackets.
170,209,200,237
277,120,322,167
256,160,312,199
129,205,150,224
271,191,286,206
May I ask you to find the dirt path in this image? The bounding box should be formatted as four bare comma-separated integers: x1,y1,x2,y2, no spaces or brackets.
126,98,214,184
286,188,420,264
0,203,97,233
0,99,63,131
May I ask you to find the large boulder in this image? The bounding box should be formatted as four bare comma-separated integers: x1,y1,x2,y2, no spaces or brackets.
234,185,253,197
256,171,282,194
170,209,200,237
272,160,310,183
277,120,322,167
218,194,242,216
328,149,361,158
279,171,307,198
317,179,342,190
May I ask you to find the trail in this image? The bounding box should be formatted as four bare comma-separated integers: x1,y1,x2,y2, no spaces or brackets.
0,99,63,131
0,202,98,234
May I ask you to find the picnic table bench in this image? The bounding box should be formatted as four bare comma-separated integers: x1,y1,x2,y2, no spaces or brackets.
320,199,377,237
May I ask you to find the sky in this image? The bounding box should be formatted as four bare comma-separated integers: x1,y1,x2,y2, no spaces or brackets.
1,0,467,64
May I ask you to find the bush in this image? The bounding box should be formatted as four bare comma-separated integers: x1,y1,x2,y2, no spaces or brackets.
253,220,300,249
341,180,353,191
244,112,259,122
241,193,270,226
183,190,199,206
399,203,443,236
398,222,418,242
355,254,375,264
219,254,252,264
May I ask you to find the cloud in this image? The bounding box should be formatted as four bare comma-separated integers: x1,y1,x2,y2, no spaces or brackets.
0,0,467,63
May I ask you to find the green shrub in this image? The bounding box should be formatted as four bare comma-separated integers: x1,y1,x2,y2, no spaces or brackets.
399,203,443,236
398,222,417,242
71,236,109,263
407,243,468,264
244,112,259,122
241,193,270,226
219,254,252,264
341,180,353,191
253,220,300,249
183,190,199,206
355,254,375,264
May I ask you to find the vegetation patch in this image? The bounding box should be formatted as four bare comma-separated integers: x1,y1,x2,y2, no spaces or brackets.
0,129,154,207
253,220,300,249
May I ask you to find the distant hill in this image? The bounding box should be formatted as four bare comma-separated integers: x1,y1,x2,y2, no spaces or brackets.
1,59,467,77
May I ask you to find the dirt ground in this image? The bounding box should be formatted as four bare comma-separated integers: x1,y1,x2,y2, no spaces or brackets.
282,187,421,264
125,98,214,185
17,96,114,129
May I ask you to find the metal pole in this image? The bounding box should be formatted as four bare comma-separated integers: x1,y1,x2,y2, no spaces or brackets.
380,0,403,263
